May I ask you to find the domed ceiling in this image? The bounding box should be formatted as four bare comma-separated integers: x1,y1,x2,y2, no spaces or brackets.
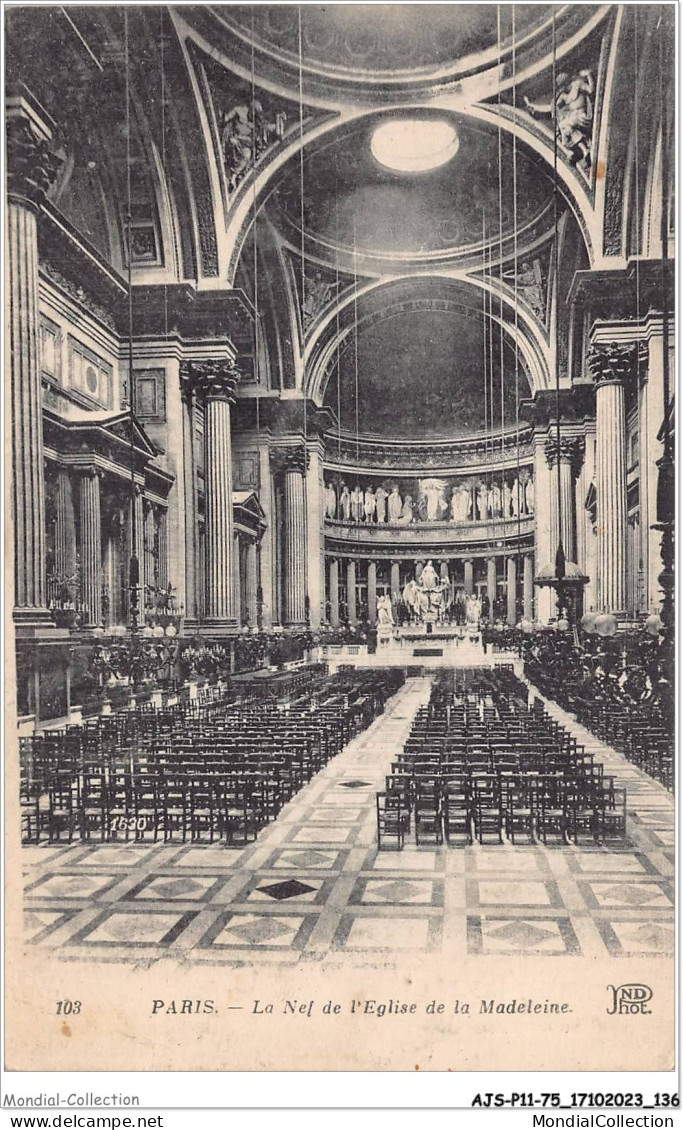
323,307,530,440
218,4,552,81
272,115,554,264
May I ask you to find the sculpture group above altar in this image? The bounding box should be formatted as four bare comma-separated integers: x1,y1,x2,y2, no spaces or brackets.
325,474,534,525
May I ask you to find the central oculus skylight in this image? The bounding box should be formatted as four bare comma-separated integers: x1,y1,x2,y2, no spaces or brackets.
370,119,459,173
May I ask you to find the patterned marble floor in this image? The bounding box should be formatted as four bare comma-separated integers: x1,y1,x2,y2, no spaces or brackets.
22,677,674,967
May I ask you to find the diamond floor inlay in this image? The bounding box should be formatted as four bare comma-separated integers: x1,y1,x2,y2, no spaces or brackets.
20,677,674,967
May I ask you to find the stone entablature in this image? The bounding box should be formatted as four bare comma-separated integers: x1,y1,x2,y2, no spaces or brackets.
324,428,534,474
325,514,534,552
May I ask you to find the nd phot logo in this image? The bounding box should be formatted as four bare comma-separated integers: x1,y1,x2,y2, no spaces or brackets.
607,984,653,1015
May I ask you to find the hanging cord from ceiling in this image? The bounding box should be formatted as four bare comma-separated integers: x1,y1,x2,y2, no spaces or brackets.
352,213,360,473
497,5,506,467
250,11,261,445
124,9,139,631
297,5,310,622
511,5,523,589
633,7,643,614
551,9,565,584
335,146,342,496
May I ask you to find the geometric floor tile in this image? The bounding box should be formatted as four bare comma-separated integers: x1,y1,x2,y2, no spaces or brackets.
335,915,433,951
70,846,156,868
25,873,121,900
606,920,675,956
469,915,580,956
473,851,542,874
73,910,194,946
202,913,308,949
369,851,439,873
585,881,673,909
568,853,650,874
290,826,353,844
268,848,343,870
308,807,363,823
476,880,554,907
338,780,373,790
169,848,248,869
252,879,319,902
359,878,436,905
24,908,70,942
127,874,222,901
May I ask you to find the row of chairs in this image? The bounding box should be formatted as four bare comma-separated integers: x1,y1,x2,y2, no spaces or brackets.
21,667,405,844
377,669,627,849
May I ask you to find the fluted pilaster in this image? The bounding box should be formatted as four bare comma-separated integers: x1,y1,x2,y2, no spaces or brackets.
7,102,60,622
390,561,401,604
464,559,474,595
347,559,357,625
329,559,340,627
182,359,240,625
55,468,76,580
367,560,377,625
78,469,102,629
506,556,517,626
487,558,497,603
523,554,534,620
158,508,169,591
545,436,584,561
245,539,258,626
275,447,309,626
588,344,638,614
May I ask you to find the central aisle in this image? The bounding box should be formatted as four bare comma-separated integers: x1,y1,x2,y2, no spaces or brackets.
23,675,673,968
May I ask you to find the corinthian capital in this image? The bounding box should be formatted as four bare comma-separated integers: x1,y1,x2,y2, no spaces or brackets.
6,115,61,207
180,358,241,403
270,445,310,476
545,435,585,469
587,341,648,386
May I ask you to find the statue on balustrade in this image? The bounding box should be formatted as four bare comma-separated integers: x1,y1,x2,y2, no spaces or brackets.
376,593,394,626
340,482,351,521
396,494,414,525
375,484,388,524
388,485,403,523
451,483,472,523
525,476,535,514
350,484,363,522
402,578,419,619
502,480,512,519
364,486,376,524
491,481,502,518
477,483,489,522
452,588,466,625
420,478,448,522
325,481,337,519
511,477,521,517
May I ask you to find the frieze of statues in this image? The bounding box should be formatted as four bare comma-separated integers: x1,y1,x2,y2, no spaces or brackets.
324,473,534,525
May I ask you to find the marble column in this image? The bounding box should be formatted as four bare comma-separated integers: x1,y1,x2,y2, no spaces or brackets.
506,556,517,626
347,559,357,625
367,560,377,625
487,557,497,603
545,435,583,563
390,560,401,604
329,559,340,628
280,447,309,626
182,360,240,626
589,344,632,614
464,559,474,595
7,97,60,623
245,539,258,627
157,508,169,591
523,554,534,620
439,561,449,583
180,375,198,620
55,468,76,580
233,533,243,626
130,486,145,628
78,469,102,629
